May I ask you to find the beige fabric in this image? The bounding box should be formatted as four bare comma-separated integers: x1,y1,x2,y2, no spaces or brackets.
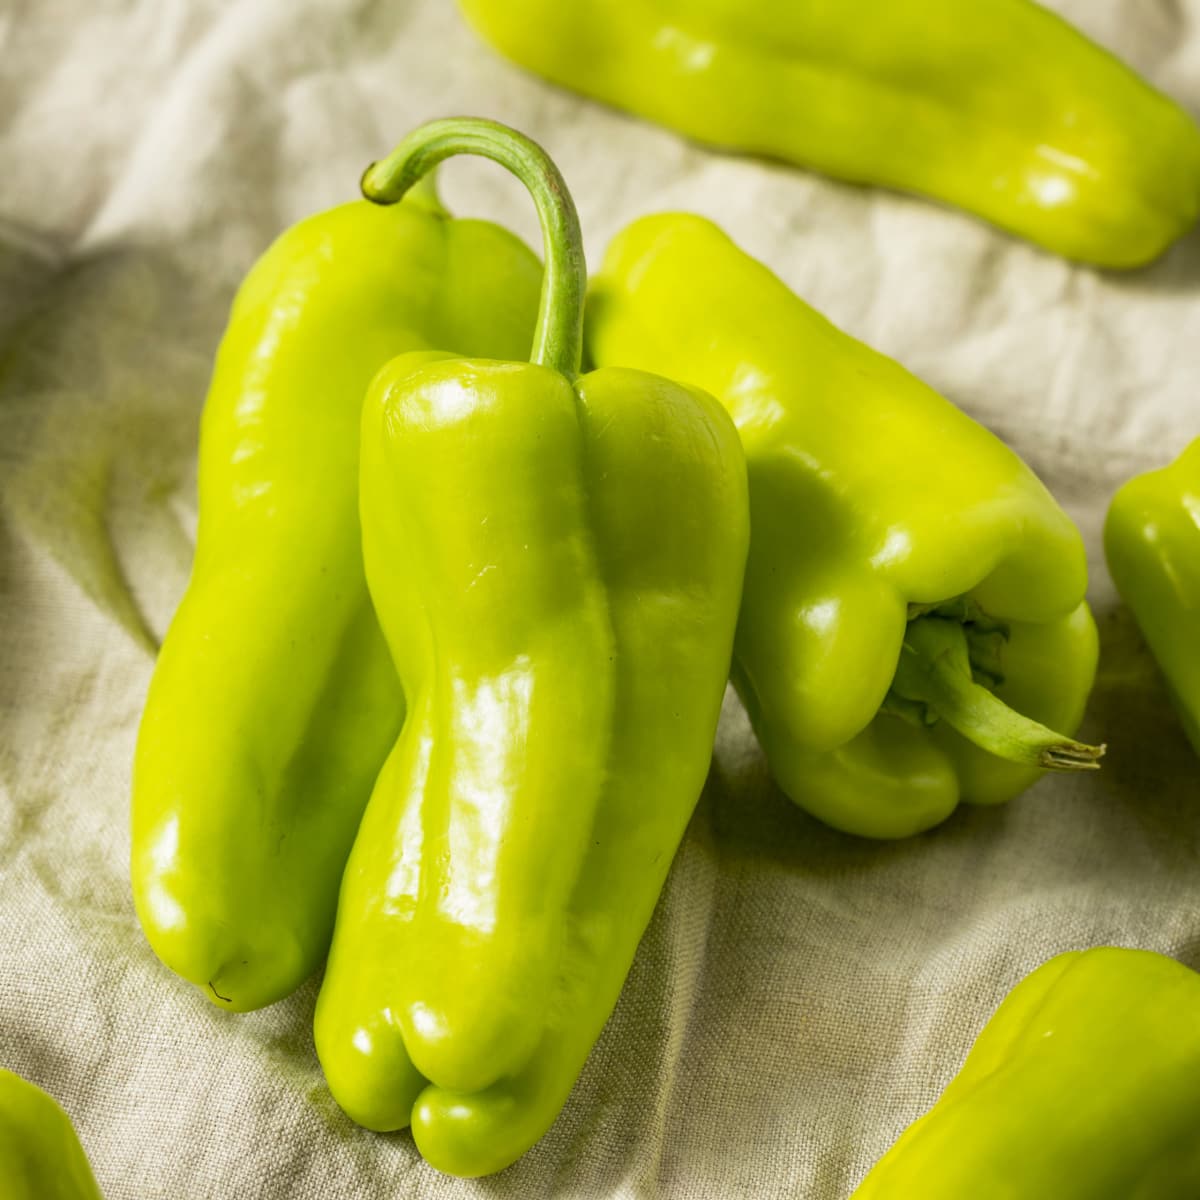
2,2,1199,1196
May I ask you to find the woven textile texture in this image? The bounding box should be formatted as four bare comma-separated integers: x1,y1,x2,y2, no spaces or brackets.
1,1,1198,1196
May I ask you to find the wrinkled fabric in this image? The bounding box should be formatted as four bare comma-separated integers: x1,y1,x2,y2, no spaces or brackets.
1,2,1198,1197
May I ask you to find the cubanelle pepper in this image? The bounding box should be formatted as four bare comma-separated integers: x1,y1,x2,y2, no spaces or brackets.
588,213,1102,839
313,120,749,1177
0,1069,104,1200
459,0,1200,267
1105,436,1200,756
131,164,541,1011
851,948,1200,1197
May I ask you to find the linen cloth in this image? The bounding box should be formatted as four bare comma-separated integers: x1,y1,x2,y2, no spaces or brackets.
2,2,1198,1196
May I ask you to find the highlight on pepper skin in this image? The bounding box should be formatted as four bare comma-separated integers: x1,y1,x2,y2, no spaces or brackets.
6,0,1196,1193
459,0,1200,266
312,118,749,1177
128,164,544,1014
586,211,1104,839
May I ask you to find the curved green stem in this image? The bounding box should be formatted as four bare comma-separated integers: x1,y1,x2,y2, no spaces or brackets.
889,618,1105,771
362,117,585,379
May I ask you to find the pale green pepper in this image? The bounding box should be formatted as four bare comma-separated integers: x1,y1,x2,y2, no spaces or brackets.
313,118,749,1177
852,948,1200,1197
1105,436,1200,755
588,212,1102,838
132,176,541,1011
0,1069,103,1200
460,0,1200,266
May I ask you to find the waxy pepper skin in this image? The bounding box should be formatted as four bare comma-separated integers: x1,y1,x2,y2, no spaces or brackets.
313,119,749,1178
460,0,1200,267
0,1069,104,1200
588,213,1103,838
1106,436,1200,755
131,175,540,1011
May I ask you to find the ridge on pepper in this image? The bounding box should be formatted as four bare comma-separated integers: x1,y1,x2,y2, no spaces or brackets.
313,117,749,1178
587,212,1104,838
130,151,542,1012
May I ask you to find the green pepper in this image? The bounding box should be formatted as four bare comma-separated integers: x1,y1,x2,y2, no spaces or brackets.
587,213,1102,839
459,0,1200,267
850,948,1200,1197
312,119,748,1178
1105,437,1200,756
0,1069,104,1200
131,178,541,1011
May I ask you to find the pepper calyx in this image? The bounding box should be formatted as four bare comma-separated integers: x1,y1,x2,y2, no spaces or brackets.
887,616,1105,771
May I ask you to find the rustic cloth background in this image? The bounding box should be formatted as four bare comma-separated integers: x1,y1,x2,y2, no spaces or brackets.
2,2,1198,1197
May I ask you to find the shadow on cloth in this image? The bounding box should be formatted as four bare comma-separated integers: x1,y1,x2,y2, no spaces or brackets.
0,236,226,656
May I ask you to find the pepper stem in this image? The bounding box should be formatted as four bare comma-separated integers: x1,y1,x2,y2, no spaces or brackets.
361,117,585,379
889,618,1105,771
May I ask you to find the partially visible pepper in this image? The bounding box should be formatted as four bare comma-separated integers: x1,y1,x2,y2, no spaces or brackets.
132,178,541,1011
1105,437,1200,755
588,213,1102,838
314,118,748,1178
0,1069,104,1200
850,948,1200,1197
460,0,1200,267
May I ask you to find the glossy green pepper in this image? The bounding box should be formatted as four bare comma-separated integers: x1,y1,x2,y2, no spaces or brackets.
313,119,749,1177
0,1069,103,1200
131,177,541,1011
1105,436,1200,756
459,0,1200,267
588,213,1102,839
851,948,1200,1196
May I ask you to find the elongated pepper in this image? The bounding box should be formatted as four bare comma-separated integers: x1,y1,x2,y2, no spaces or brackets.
460,0,1200,267
851,948,1200,1197
132,175,541,1011
313,119,749,1177
588,213,1102,838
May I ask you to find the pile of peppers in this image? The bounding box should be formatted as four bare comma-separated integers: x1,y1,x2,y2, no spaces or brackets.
10,0,1199,1193
134,119,750,1177
120,106,1200,1189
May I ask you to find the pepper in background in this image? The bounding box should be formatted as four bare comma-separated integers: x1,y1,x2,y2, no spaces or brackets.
313,119,749,1177
850,948,1200,1197
0,1069,104,1200
1105,436,1200,756
131,175,541,1011
459,0,1200,268
588,214,1102,839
